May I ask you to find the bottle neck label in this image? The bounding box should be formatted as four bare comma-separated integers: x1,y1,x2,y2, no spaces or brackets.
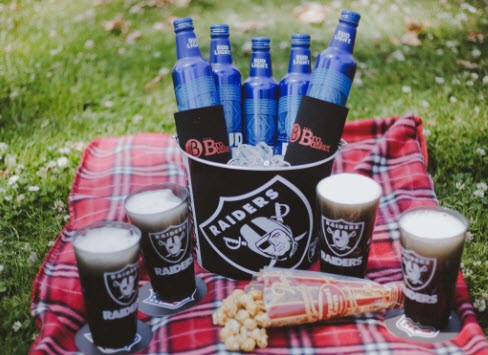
250,52,272,77
176,31,201,59
214,44,231,55
289,48,311,73
187,37,199,48
329,23,357,53
252,58,269,69
210,38,232,64
293,54,310,65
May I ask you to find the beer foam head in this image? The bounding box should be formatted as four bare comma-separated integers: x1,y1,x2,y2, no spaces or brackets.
73,225,140,254
399,208,467,239
317,173,382,205
125,189,183,215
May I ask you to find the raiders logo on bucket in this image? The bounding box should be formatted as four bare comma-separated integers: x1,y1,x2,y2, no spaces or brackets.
103,263,138,306
322,217,364,257
198,175,313,276
401,248,436,291
149,221,189,264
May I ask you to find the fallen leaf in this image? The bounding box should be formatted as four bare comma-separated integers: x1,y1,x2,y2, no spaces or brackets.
241,40,252,55
457,60,480,69
143,0,168,6
130,0,167,13
387,49,406,62
8,2,18,11
144,75,163,91
388,36,401,46
103,14,129,34
293,2,329,24
164,15,178,29
467,31,485,43
159,67,170,76
153,22,165,31
125,31,143,43
174,0,191,7
144,72,167,92
73,8,96,23
401,31,421,46
400,16,428,47
404,16,424,33
94,0,111,5
234,20,268,33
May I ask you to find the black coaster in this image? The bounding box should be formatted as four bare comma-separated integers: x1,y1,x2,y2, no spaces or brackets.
75,320,152,355
384,309,461,343
138,277,207,316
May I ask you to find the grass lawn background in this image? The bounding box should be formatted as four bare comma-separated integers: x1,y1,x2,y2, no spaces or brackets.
0,0,486,352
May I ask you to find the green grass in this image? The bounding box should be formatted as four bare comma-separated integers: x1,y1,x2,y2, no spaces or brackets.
0,0,487,352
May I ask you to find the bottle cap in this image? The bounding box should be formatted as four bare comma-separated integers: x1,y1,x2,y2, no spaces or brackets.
291,33,311,47
252,37,270,50
174,17,194,32
210,24,229,37
339,10,361,26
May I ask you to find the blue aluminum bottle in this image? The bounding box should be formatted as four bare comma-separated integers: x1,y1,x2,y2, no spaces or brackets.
242,37,279,148
277,34,312,155
172,17,219,111
306,10,360,107
209,24,243,155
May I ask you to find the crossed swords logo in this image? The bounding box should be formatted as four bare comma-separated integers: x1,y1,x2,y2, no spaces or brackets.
222,203,306,263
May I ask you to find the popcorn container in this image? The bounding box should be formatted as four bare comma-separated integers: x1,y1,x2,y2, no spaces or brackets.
250,268,403,327
182,145,342,280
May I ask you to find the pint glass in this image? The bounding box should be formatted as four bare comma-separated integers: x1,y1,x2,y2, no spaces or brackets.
316,173,382,278
73,221,141,348
124,183,196,302
399,206,468,329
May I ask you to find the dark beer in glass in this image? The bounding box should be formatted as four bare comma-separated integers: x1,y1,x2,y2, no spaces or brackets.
73,221,141,349
124,183,196,302
316,173,382,278
399,206,468,329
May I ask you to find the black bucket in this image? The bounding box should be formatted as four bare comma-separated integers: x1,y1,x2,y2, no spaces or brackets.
183,147,341,280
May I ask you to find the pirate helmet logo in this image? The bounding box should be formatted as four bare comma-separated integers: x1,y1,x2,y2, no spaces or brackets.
224,214,303,261
198,175,313,276
149,221,189,264
322,217,364,257
103,263,138,306
401,248,436,291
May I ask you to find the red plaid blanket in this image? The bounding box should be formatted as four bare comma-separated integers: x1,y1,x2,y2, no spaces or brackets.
30,115,488,354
